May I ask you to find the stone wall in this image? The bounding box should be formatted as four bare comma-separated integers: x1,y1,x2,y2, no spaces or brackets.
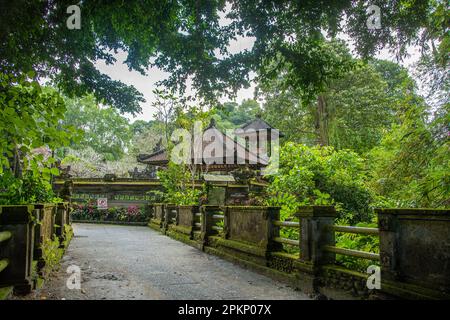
377,208,450,298
0,204,72,296
149,204,450,300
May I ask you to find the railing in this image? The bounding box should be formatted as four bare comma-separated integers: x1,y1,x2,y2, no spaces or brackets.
323,224,380,261
329,225,379,235
0,203,72,296
194,212,202,229
211,214,224,232
153,205,380,262
150,204,450,299
272,220,300,253
0,231,12,275
0,205,36,294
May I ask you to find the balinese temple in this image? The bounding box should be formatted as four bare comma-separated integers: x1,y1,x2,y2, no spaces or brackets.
137,117,282,205
137,117,282,176
234,115,284,159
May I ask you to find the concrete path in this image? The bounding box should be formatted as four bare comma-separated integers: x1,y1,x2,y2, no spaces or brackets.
31,223,311,300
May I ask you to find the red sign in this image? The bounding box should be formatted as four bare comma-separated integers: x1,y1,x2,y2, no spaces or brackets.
97,198,108,209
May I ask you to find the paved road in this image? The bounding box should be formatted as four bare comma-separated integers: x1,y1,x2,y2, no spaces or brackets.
32,223,310,300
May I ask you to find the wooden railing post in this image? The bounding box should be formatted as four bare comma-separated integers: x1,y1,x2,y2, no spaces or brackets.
0,205,36,294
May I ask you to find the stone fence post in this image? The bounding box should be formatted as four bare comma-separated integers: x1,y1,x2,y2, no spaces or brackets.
297,206,336,265
176,205,199,239
33,204,57,272
200,205,220,249
0,205,36,294
55,203,68,245
376,208,450,299
295,206,336,292
163,204,178,233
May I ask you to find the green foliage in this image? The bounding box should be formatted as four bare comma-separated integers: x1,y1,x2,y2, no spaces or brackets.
0,73,75,171
129,120,165,157
334,219,380,272
266,143,373,224
215,219,225,237
0,73,75,204
213,100,263,130
71,202,150,222
260,57,401,152
368,102,450,208
324,63,394,153
157,162,204,205
62,94,132,161
146,191,166,204
62,224,74,249
1,1,444,110
0,171,62,205
41,237,64,280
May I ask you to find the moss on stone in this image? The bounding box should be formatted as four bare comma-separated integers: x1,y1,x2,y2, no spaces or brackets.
168,224,192,236
208,236,267,257
166,229,202,250
204,246,298,285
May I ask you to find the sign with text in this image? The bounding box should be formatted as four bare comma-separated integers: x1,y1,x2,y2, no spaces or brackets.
97,198,108,210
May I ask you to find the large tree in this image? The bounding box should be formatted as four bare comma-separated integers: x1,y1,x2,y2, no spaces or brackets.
1,1,446,113
260,57,404,153
62,94,132,160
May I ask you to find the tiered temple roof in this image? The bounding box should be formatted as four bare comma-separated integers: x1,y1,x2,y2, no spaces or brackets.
137,118,281,172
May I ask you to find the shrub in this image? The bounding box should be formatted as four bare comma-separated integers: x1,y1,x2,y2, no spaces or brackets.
71,202,150,222
266,143,374,224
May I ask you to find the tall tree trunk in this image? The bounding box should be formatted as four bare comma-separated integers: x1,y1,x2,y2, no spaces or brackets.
11,145,22,178
315,95,329,146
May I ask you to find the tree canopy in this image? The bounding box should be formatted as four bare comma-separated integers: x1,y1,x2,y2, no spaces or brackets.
1,0,447,113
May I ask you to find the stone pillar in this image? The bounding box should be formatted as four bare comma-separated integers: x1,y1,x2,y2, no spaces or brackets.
297,206,336,265
294,206,336,293
33,204,57,273
266,207,283,253
163,204,177,233
0,205,36,294
200,205,219,249
177,205,199,239
65,202,72,225
55,203,67,245
223,206,230,239
376,209,399,283
376,208,450,299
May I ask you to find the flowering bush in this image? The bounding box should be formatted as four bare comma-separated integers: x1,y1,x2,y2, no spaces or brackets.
71,201,150,222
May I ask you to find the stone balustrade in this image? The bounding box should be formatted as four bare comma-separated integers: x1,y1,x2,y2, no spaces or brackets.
0,203,72,297
148,204,450,300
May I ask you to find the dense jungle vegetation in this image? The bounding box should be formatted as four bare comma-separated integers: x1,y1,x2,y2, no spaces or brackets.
1,2,448,267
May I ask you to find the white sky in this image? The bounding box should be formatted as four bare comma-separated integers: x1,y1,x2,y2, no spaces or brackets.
95,21,423,123
95,34,257,122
